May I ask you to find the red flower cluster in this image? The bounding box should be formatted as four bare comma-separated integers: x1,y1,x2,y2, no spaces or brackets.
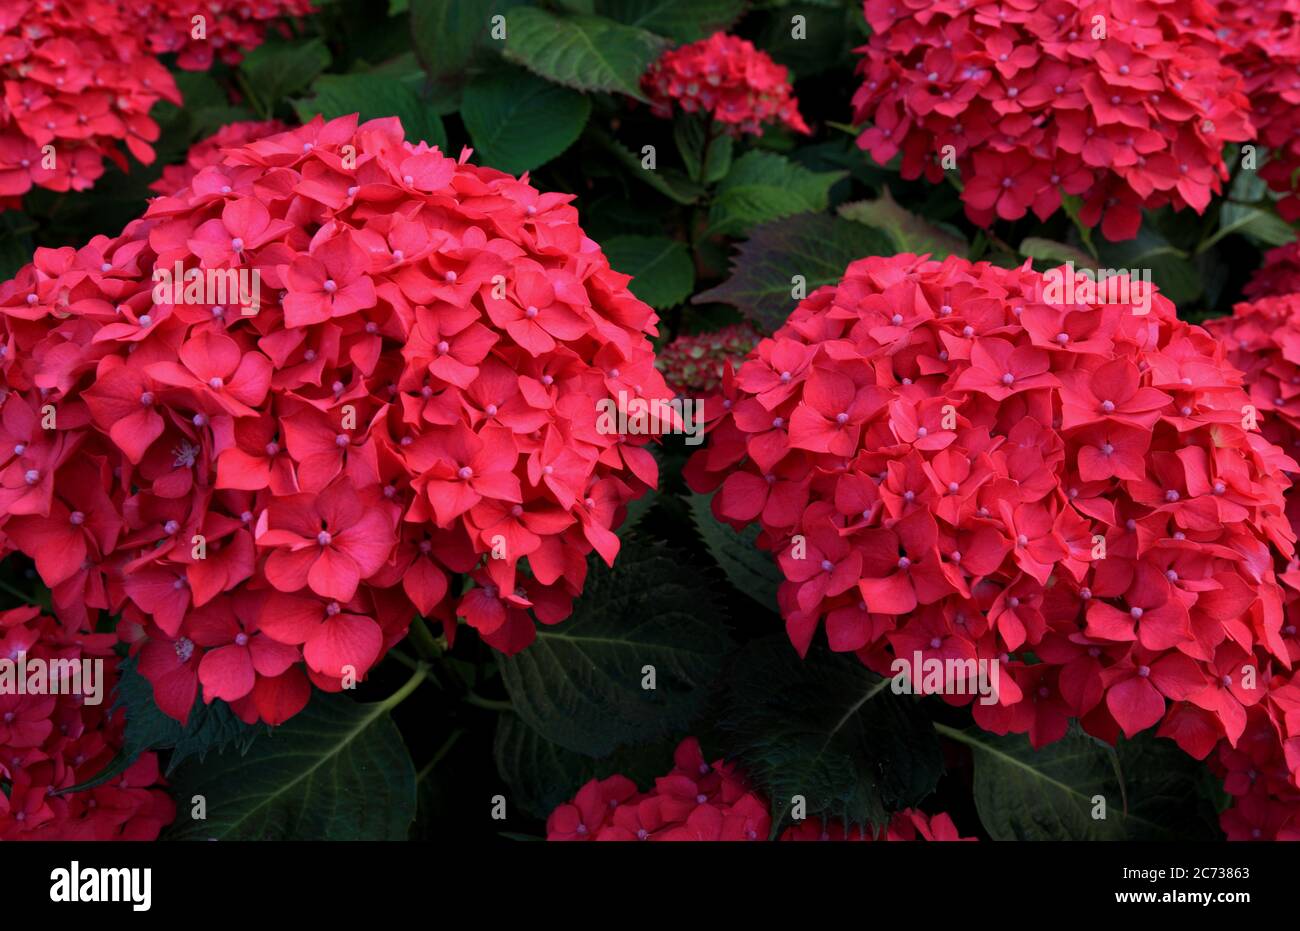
1245,241,1300,302
150,120,288,196
1204,292,1300,839
1207,293,1300,458
0,114,669,726
0,0,180,210
851,0,1253,241
1212,700,1300,840
126,0,315,72
546,737,971,841
687,252,1297,767
656,323,759,396
1219,0,1300,223
642,33,810,137
0,606,175,840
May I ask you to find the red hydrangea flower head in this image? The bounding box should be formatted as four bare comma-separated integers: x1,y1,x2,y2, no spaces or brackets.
125,0,316,71
1244,241,1300,301
1206,293,1300,458
851,0,1254,240
0,114,671,725
0,0,182,209
656,323,760,396
0,607,175,840
1205,287,1300,840
150,120,289,196
545,737,972,841
687,252,1297,769
642,32,810,137
1219,0,1300,223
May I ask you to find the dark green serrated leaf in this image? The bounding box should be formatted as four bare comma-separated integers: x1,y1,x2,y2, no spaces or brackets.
944,724,1220,841
597,0,746,42
603,235,695,309
461,66,591,174
296,72,447,151
409,0,529,93
719,637,943,834
493,713,679,818
839,187,967,258
503,8,669,101
687,492,781,611
694,213,893,331
708,151,843,237
239,38,331,116
166,684,419,840
498,541,733,756
112,657,261,780
616,487,658,538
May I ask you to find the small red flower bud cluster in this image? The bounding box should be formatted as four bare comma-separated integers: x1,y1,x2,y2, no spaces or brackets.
546,737,973,841
0,115,670,726
0,0,181,210
0,606,175,840
656,323,760,396
1244,242,1300,302
642,32,811,137
851,0,1253,241
1220,0,1300,224
686,253,1298,781
150,120,289,196
125,0,316,72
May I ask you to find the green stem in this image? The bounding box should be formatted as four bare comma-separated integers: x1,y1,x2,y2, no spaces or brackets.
416,729,465,783
409,615,443,660
933,721,973,744
464,691,513,713
381,662,430,712
386,648,421,672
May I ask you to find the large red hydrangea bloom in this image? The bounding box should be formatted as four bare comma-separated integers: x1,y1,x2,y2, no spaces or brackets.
0,606,175,840
126,0,316,72
1219,0,1300,223
851,0,1253,241
1245,242,1300,302
687,253,1298,776
0,114,670,726
546,737,972,841
0,0,181,209
642,32,810,137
